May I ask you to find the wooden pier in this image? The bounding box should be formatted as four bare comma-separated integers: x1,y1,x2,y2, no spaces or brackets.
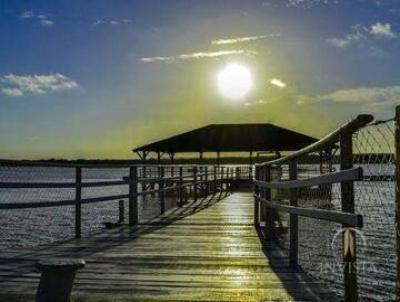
2,112,400,301
0,192,335,301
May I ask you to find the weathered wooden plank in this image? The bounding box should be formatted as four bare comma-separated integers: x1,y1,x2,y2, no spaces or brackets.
0,192,337,301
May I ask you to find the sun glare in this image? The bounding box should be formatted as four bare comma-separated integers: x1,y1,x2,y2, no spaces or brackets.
217,63,253,100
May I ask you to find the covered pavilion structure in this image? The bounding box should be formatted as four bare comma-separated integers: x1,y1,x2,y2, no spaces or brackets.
132,123,318,165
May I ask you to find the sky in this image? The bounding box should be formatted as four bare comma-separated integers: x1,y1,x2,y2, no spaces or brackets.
1,0,400,159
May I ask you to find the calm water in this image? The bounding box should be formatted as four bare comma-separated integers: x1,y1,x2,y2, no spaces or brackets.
0,164,396,301
0,166,179,248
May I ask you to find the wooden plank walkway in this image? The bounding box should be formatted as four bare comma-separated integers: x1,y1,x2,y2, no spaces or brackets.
0,192,336,301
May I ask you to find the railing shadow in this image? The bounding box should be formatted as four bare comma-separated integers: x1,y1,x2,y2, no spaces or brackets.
0,189,230,286
255,222,340,301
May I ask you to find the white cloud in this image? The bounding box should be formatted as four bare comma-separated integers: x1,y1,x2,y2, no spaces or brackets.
211,34,279,45
40,19,54,27
327,24,367,48
297,85,400,115
93,18,132,26
286,0,339,9
19,10,55,27
328,22,397,48
140,50,257,63
370,22,396,38
93,19,106,26
20,11,34,19
1,88,24,97
0,73,79,97
319,86,400,104
270,78,287,88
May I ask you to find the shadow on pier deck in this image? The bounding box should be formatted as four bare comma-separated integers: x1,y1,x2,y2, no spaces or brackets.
0,192,336,301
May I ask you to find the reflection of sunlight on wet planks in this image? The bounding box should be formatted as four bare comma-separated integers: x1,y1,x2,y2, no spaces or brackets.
0,192,336,301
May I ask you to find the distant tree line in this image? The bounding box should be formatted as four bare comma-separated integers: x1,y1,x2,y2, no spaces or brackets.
0,153,394,166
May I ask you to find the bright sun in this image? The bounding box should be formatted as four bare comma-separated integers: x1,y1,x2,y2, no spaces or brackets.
217,63,253,100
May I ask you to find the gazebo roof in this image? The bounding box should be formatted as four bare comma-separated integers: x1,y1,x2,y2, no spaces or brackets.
133,123,317,154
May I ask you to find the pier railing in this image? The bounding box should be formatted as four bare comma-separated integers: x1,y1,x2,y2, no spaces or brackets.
254,114,373,302
253,107,400,301
0,163,249,240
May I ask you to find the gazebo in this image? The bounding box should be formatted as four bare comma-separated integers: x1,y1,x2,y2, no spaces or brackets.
132,123,318,164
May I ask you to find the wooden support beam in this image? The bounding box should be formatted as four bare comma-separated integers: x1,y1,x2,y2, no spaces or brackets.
168,152,175,163
157,152,161,165
179,166,184,207
249,152,253,179
159,166,165,214
264,166,275,240
135,151,144,160
205,166,208,195
213,166,217,194
340,131,358,302
193,166,198,201
75,167,82,239
289,160,298,266
254,166,260,226
129,166,138,225
396,105,400,302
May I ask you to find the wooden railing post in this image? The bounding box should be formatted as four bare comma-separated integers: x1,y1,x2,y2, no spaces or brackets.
229,168,232,191
236,167,240,180
260,167,266,223
340,131,358,302
118,200,125,223
198,166,203,196
205,166,208,195
160,166,165,214
142,166,147,193
264,166,274,240
254,166,260,226
213,166,217,194
395,105,400,302
289,160,298,266
129,166,138,226
230,167,234,191
75,167,82,239
193,166,198,201
179,166,184,207
221,166,225,191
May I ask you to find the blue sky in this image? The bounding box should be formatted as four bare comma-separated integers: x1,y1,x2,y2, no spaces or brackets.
1,0,400,159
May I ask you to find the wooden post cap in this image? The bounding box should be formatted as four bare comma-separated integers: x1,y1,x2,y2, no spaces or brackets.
36,259,85,272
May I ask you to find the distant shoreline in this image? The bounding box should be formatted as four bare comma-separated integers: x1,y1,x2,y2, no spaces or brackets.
0,153,395,166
